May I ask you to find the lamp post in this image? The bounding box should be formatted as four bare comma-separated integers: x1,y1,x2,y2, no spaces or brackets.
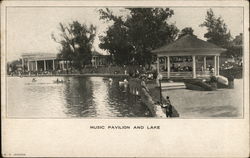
158,73,163,104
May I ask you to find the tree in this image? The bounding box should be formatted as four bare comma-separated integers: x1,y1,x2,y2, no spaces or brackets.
233,33,243,45
8,59,22,72
52,21,96,69
178,27,195,39
99,9,134,65
224,33,243,58
200,9,231,48
126,8,179,66
99,8,179,66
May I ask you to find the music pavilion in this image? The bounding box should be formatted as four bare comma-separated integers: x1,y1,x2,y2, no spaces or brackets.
152,35,226,79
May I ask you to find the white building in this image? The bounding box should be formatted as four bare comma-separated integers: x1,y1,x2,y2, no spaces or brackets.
21,53,68,71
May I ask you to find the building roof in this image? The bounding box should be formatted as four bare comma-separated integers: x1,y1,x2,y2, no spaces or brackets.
22,53,58,60
152,35,226,56
22,51,108,61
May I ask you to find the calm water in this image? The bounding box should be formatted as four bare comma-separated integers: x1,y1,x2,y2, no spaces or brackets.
6,76,244,118
7,76,151,118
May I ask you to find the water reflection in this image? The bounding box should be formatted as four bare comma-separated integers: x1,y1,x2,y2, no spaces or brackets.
7,76,151,118
63,77,97,117
7,76,242,118
92,77,115,117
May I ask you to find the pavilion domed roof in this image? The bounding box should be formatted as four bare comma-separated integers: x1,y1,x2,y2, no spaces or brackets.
152,35,226,56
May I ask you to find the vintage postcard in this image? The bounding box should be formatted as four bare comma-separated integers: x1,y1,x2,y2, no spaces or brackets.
1,0,249,157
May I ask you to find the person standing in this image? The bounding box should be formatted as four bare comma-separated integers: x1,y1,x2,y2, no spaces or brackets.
161,103,167,116
166,96,172,117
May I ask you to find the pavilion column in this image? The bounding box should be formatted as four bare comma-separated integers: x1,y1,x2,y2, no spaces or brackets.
62,61,65,70
203,56,206,71
22,58,24,70
214,56,217,76
156,56,160,74
217,56,220,75
52,60,55,70
35,60,38,71
164,57,167,70
58,61,61,69
167,56,170,79
59,61,61,69
27,61,30,71
31,61,34,71
44,60,46,71
192,55,196,78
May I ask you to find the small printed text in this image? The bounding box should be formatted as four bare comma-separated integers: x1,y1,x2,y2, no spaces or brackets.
90,125,160,130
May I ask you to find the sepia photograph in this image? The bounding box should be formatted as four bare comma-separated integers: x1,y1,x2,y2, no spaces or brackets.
5,6,244,118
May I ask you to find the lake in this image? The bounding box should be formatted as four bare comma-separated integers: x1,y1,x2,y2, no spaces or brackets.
7,76,151,118
6,76,244,118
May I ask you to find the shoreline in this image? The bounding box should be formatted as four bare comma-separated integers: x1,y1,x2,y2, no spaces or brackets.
7,73,129,78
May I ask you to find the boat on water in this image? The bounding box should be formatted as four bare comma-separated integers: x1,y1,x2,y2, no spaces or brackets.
54,79,64,83
54,80,64,83
103,77,113,82
103,77,109,81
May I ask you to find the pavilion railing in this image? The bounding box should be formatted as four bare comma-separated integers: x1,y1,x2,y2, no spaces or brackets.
160,71,212,78
196,71,211,78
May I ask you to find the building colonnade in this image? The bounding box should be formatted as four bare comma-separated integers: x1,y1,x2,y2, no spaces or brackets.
23,59,70,72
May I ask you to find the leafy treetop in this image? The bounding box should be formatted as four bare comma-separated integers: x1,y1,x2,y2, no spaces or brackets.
99,8,179,66
200,9,232,48
52,21,96,69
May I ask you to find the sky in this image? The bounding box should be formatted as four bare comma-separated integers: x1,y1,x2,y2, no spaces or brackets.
6,7,243,61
